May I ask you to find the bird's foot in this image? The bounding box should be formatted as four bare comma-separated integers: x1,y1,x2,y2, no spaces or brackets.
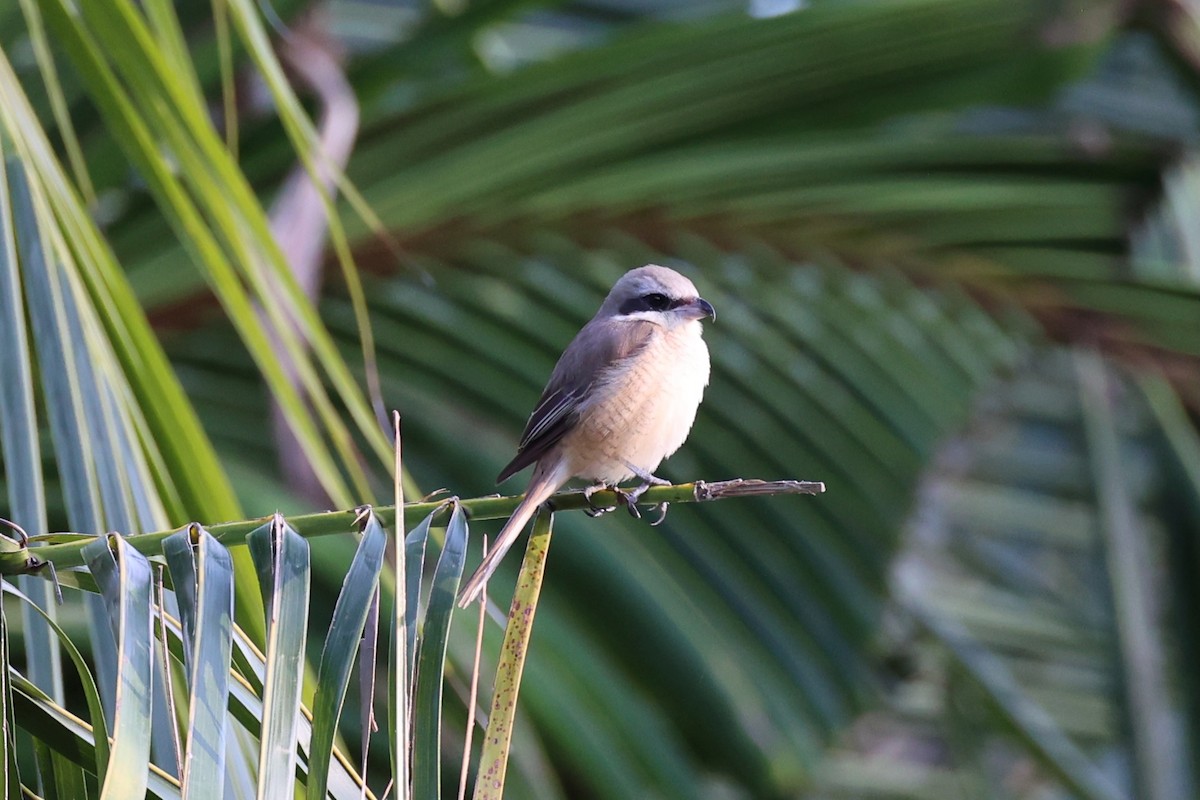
649,501,670,526
611,466,673,520
585,472,672,522
583,483,617,518
613,478,663,518
613,485,643,519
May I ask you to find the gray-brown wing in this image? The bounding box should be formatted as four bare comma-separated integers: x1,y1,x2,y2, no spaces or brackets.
496,318,656,483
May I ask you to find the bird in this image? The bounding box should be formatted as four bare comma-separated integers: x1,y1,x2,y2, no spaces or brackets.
457,264,714,606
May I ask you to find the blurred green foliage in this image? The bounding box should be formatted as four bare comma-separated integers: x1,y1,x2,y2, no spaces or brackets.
4,0,1200,797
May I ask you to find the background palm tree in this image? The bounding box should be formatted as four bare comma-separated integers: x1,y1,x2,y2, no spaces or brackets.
3,0,1200,797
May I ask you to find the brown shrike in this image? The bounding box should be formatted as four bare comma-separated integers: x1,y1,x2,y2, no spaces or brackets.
458,265,715,606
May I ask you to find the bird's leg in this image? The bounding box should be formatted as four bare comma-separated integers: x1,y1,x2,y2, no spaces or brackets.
624,461,670,491
583,482,618,518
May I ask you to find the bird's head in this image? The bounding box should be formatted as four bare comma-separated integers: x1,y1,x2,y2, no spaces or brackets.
600,264,716,329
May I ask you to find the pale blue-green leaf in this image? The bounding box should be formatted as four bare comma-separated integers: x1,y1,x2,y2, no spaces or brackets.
305,510,387,800
387,506,434,800
138,597,361,798
246,516,310,800
164,526,235,800
0,156,60,701
5,153,99,534
411,501,468,797
359,588,379,792
83,535,154,800
36,207,179,773
164,532,200,675
405,512,433,685
217,641,365,799
7,158,119,720
6,147,164,546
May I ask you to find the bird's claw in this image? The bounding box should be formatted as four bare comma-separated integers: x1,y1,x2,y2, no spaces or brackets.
584,484,617,518
613,487,642,519
649,502,670,526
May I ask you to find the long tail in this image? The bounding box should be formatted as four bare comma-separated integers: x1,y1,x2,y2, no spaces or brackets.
457,467,564,607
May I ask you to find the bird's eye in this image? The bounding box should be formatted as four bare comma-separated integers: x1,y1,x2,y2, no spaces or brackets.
643,292,670,311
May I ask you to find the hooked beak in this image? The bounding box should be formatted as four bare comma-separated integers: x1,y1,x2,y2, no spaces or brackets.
682,297,716,322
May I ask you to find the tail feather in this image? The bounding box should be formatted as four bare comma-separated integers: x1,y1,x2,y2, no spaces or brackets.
457,471,562,606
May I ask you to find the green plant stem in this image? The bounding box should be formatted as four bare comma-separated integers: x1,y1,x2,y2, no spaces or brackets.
7,479,825,574
472,508,554,800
